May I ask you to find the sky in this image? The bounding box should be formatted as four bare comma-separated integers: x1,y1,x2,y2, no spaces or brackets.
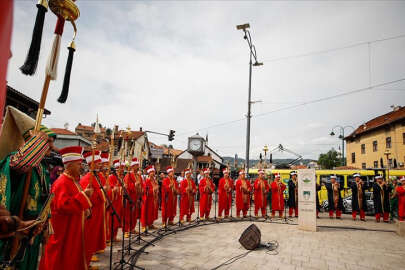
7,0,405,160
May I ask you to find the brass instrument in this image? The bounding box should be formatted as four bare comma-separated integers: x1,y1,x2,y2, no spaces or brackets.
241,178,249,204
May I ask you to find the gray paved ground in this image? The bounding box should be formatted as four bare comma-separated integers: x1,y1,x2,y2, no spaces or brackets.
93,204,405,270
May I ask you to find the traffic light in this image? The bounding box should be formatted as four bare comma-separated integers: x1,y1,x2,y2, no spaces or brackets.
168,130,175,141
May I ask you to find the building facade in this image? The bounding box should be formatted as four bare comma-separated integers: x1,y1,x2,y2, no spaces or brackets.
52,128,91,149
345,106,405,169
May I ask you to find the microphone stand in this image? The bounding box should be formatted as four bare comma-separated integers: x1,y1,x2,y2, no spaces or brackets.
132,195,154,247
283,197,293,223
158,189,175,234
143,185,159,238
112,172,143,270
214,187,218,222
196,189,201,224
92,172,121,270
230,188,233,220
249,184,253,221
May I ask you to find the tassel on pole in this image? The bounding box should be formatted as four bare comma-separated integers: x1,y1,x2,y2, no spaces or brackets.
20,0,48,75
58,42,75,103
58,21,77,104
45,17,65,80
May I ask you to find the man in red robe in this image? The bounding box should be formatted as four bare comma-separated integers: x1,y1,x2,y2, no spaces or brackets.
80,151,106,267
254,170,269,218
180,169,197,223
141,165,159,232
123,158,138,236
271,173,286,218
106,160,124,242
218,168,233,219
235,170,251,218
100,152,110,241
199,168,215,220
39,146,93,270
396,176,405,221
161,166,179,226
132,158,143,232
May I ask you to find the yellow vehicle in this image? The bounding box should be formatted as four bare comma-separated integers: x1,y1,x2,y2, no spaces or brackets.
248,168,405,205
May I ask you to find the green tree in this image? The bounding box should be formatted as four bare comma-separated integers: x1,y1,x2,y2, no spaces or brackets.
318,148,342,169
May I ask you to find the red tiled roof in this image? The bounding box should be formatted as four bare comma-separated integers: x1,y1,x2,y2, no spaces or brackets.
163,148,183,156
75,124,106,133
114,130,144,140
51,128,76,136
345,106,405,140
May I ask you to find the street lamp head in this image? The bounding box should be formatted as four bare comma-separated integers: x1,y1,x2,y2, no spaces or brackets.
236,23,250,30
330,131,335,136
253,62,263,66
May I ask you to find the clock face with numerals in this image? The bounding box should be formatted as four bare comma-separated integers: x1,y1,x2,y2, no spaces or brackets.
190,139,202,151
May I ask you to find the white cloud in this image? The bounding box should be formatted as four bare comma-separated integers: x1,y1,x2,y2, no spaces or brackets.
7,1,405,160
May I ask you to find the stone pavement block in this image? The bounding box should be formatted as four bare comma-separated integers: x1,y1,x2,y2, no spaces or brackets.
301,260,327,270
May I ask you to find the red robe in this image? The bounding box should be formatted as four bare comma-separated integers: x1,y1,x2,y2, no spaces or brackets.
199,178,215,218
39,174,92,270
218,177,234,217
106,174,122,240
161,177,179,223
397,186,405,219
271,181,286,211
123,172,138,232
80,172,106,265
235,178,251,216
254,178,270,215
180,178,197,220
141,177,159,227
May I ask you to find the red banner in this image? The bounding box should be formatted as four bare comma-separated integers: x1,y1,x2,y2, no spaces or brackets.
0,0,13,125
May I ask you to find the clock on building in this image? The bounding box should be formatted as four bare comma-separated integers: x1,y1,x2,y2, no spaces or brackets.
187,133,205,156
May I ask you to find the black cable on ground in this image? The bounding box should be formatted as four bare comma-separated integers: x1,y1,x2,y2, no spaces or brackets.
120,218,395,269
210,240,280,270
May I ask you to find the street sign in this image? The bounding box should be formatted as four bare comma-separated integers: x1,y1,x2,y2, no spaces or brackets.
150,147,163,159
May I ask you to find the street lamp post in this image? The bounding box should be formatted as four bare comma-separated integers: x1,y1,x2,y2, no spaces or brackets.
330,125,354,166
237,23,263,178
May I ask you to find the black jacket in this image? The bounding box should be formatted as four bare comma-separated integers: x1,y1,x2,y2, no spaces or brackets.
326,182,343,211
350,181,368,212
287,179,297,208
373,182,392,214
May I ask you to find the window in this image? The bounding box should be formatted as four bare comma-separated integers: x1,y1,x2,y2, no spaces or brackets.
361,163,366,169
373,141,378,152
403,133,405,144
373,161,378,168
351,152,355,164
388,159,393,168
361,144,365,154
386,137,392,148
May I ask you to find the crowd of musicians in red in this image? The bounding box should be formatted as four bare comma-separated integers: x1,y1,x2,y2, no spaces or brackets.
40,146,405,270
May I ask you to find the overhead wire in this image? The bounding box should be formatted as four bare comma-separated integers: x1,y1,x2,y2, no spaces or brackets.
176,77,405,138
262,33,405,63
